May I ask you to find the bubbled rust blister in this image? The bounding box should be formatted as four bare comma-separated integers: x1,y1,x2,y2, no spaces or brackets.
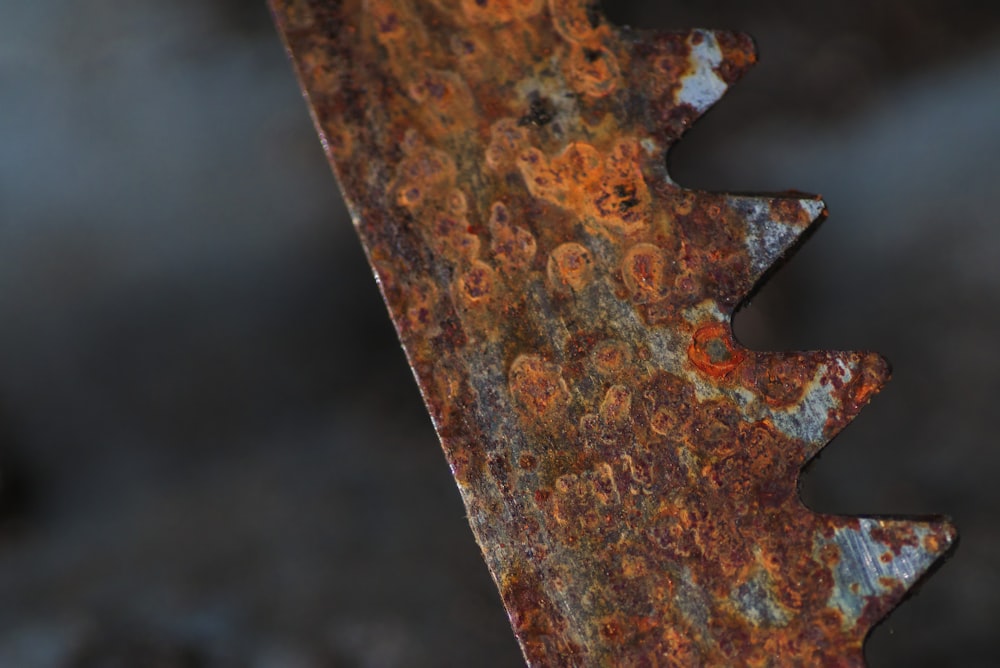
270,1,956,665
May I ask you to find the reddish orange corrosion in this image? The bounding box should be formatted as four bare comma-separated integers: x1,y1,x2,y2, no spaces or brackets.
272,1,956,665
517,140,650,234
547,242,593,291
689,322,744,377
509,354,571,424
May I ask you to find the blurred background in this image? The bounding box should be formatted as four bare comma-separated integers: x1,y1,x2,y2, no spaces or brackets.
0,1,996,666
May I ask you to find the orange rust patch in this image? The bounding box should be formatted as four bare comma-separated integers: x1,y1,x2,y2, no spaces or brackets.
845,353,890,410
590,339,630,375
688,322,745,377
516,140,650,234
563,43,621,98
599,385,632,426
460,0,544,24
406,68,476,138
446,188,468,215
547,242,593,291
622,242,668,301
458,261,496,304
394,143,458,211
485,117,528,170
368,0,424,47
509,354,571,421
621,554,647,578
401,279,440,335
751,354,812,409
870,521,919,556
648,406,679,437
548,0,604,44
489,201,538,275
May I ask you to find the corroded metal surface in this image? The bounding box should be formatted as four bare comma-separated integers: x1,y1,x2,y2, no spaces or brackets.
270,1,955,665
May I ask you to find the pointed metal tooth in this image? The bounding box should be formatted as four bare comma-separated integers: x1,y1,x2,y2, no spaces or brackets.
819,516,957,631
750,349,890,463
727,193,826,292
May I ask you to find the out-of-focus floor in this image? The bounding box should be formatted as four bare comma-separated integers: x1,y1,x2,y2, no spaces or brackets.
0,2,996,666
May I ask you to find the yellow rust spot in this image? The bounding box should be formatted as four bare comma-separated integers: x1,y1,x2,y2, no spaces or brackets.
402,279,440,335
448,31,493,81
393,140,458,211
599,385,632,425
485,118,528,170
547,242,593,291
563,43,620,98
368,0,424,47
460,0,544,23
509,354,571,421
649,406,675,437
446,188,468,215
489,201,538,274
392,143,481,262
548,0,606,45
590,340,630,375
458,261,496,304
622,242,668,302
366,0,431,91
750,354,811,409
406,68,476,139
551,474,580,525
592,462,619,505
620,554,647,578
744,421,782,477
650,52,688,95
621,453,653,494
439,219,482,262
517,140,650,233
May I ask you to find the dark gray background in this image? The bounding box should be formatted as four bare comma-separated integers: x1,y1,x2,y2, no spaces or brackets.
0,1,996,666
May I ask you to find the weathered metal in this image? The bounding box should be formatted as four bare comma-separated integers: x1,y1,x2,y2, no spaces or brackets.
270,1,955,664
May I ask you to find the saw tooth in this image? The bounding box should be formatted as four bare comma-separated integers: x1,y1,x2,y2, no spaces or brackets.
728,194,827,296
666,192,825,311
742,349,890,464
819,516,957,633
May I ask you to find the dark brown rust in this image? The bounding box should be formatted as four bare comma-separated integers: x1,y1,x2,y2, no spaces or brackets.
270,1,955,665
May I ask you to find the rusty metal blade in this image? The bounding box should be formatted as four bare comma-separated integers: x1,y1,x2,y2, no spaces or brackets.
270,1,956,664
